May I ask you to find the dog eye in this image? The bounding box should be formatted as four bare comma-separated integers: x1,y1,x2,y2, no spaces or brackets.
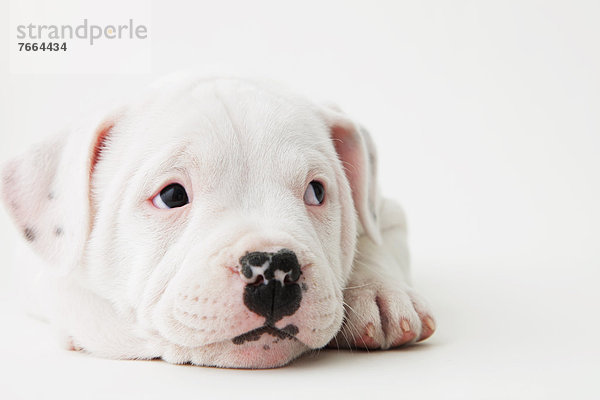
304,181,325,206
152,183,189,209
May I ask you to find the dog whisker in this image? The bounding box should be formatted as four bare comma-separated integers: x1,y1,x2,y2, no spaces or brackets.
343,283,374,290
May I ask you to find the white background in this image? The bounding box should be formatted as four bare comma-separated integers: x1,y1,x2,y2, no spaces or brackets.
1,1,599,399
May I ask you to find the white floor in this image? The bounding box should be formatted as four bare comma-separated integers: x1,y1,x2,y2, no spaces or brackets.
2,257,597,400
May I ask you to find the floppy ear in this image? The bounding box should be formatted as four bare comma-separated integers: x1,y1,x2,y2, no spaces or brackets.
1,113,118,273
320,105,382,245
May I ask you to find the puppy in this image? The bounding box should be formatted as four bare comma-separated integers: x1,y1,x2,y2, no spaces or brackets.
1,75,435,368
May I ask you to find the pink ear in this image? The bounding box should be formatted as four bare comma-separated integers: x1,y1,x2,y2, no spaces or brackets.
90,121,114,178
1,114,118,273
323,108,381,245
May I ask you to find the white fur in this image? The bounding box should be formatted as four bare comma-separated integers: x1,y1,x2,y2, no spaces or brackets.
1,75,435,368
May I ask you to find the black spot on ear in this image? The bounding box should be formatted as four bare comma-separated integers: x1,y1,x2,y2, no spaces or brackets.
24,227,36,242
54,226,63,236
301,283,308,292
48,192,55,200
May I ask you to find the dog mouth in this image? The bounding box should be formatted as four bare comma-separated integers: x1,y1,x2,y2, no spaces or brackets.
232,324,299,345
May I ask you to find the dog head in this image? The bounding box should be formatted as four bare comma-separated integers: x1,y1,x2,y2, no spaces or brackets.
1,76,380,368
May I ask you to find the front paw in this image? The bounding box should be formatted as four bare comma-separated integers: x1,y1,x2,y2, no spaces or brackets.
329,282,435,350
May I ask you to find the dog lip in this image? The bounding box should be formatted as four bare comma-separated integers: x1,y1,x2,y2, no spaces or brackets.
231,324,299,345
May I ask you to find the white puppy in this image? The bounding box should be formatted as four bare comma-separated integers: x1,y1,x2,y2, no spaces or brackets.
1,75,435,368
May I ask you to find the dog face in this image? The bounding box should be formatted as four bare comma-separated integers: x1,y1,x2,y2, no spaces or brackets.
1,76,380,368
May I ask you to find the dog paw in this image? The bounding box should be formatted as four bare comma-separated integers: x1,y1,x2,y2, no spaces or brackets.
328,283,435,350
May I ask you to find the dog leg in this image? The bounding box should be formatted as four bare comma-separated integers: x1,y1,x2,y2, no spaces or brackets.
329,198,436,349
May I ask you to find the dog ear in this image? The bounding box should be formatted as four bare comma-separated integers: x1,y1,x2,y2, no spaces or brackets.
1,112,119,274
321,105,382,245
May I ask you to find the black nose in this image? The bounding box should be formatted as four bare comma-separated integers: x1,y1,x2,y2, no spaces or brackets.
239,249,302,324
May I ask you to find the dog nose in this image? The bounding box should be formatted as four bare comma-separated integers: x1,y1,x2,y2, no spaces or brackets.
239,249,302,323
